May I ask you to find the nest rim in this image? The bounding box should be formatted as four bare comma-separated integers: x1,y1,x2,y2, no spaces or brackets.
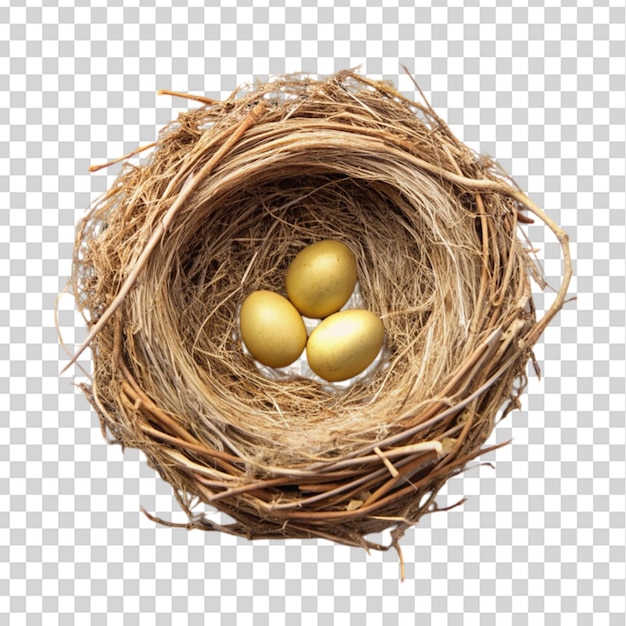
64,70,571,565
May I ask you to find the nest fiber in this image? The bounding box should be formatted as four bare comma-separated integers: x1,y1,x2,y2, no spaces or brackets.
68,71,571,561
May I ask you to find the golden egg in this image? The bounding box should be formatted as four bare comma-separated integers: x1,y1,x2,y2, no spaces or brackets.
306,309,384,382
285,239,358,319
239,290,307,368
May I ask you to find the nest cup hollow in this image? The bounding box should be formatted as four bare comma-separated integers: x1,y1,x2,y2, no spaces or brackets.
68,71,571,563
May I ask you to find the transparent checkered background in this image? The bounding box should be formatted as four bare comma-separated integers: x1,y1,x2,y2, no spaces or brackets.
2,1,625,624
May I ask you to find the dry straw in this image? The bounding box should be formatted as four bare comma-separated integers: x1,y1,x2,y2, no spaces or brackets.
64,70,571,575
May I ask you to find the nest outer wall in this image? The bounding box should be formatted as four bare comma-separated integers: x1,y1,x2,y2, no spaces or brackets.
69,70,571,559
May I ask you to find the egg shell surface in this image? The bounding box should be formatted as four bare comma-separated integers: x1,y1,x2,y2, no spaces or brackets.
306,309,384,382
239,290,307,368
285,239,357,319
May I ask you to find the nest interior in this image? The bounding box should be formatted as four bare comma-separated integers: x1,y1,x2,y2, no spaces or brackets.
68,70,570,559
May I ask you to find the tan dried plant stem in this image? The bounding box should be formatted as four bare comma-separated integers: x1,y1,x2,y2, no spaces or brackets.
65,70,571,575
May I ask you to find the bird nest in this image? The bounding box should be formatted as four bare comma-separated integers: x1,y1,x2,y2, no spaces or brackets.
65,70,571,571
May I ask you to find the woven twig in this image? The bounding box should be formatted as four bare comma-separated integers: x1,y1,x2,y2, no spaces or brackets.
65,70,571,576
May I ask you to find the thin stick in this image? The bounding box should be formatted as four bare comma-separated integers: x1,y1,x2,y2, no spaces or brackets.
374,446,400,478
157,89,217,106
88,141,157,173
509,189,572,344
